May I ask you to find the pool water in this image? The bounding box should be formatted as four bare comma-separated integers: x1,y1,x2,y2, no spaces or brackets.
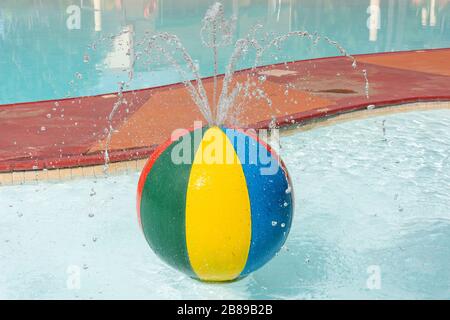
1,108,449,299
1,0,450,104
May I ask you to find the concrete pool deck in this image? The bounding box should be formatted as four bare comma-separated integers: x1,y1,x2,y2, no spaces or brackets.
0,48,450,183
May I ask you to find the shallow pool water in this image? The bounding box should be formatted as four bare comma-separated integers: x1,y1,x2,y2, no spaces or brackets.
1,108,449,299
2,0,450,104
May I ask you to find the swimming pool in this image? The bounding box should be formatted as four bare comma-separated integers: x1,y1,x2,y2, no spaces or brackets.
1,0,450,105
1,108,449,299
1,0,450,300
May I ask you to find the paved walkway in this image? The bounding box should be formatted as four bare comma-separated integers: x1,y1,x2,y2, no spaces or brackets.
1,49,449,173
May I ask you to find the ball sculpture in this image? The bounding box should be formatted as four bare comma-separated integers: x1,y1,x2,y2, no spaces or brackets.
137,126,294,282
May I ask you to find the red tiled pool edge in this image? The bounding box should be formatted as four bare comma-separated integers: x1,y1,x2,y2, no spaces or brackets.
1,98,449,174
1,48,449,174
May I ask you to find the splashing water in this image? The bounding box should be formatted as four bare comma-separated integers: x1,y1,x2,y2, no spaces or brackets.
201,2,237,120
103,81,127,172
216,28,371,126
100,2,370,168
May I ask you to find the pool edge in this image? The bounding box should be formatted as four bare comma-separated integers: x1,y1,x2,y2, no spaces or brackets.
1,100,449,185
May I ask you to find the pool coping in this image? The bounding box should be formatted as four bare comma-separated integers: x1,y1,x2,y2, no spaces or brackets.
1,48,450,182
1,100,449,186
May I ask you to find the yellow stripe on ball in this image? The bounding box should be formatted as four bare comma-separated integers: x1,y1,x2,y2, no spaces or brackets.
185,127,252,281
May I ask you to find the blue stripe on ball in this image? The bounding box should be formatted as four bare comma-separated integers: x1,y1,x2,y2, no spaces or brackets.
224,128,294,276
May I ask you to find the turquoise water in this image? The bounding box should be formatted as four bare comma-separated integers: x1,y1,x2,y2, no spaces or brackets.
1,109,449,299
1,1,449,300
1,0,450,104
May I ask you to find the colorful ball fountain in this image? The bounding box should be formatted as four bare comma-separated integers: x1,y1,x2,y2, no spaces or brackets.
137,126,294,282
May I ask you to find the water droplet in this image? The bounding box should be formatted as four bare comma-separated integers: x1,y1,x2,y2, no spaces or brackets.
281,223,286,228
83,54,90,63
46,114,52,119
367,104,375,110
40,126,46,131
271,221,278,227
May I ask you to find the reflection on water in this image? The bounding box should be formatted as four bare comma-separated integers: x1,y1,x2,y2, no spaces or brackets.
1,0,450,104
